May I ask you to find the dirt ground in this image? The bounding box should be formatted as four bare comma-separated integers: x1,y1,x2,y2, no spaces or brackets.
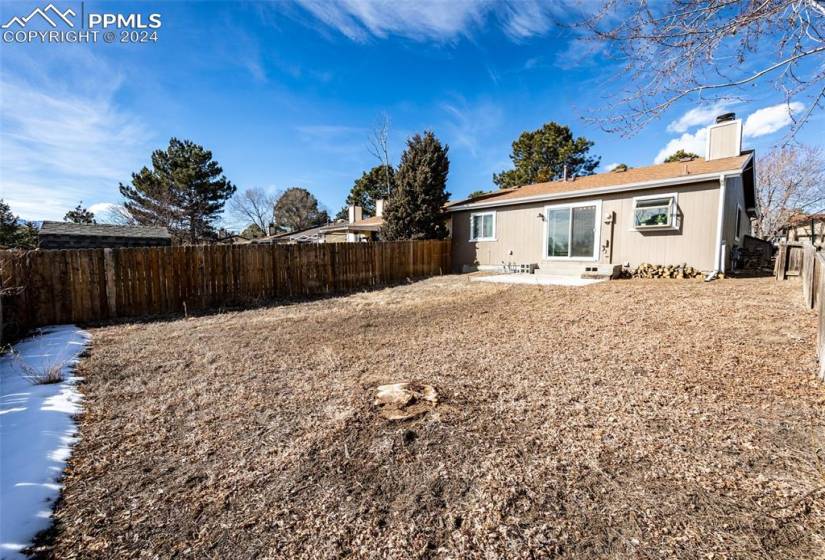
44,276,825,559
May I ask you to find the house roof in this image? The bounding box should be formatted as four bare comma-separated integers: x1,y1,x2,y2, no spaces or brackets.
447,154,754,211
39,221,171,239
252,223,328,243
786,213,825,227
320,215,383,233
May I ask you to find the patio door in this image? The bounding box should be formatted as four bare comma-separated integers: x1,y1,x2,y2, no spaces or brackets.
545,202,600,260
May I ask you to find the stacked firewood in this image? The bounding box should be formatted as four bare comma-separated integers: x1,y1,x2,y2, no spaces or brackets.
620,263,707,279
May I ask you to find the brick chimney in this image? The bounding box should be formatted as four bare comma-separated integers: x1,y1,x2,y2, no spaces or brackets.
375,199,385,218
348,205,363,224
706,113,742,160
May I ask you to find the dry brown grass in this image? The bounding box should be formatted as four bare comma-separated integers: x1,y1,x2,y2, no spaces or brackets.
46,276,825,559
16,355,65,385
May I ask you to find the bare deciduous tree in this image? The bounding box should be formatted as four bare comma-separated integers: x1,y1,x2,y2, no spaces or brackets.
227,187,279,232
754,145,825,239
368,112,394,198
579,1,825,136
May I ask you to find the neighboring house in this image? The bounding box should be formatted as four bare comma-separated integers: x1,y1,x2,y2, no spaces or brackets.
215,228,253,245
319,199,386,242
780,213,825,245
253,224,329,244
446,114,756,276
38,222,172,250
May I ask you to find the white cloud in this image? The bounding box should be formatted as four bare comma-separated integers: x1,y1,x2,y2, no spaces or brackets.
654,101,806,164
440,98,503,157
743,102,804,138
497,0,553,40
0,52,152,221
654,128,707,164
603,162,621,172
291,0,561,42
666,102,732,134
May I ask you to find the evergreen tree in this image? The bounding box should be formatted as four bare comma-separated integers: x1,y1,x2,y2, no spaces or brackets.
382,131,450,240
0,199,18,247
493,122,599,188
663,149,700,163
16,222,38,249
344,165,396,217
64,201,96,224
119,138,236,244
273,188,329,232
241,223,265,239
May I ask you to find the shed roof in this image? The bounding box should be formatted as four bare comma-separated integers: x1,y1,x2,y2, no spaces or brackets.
39,221,171,239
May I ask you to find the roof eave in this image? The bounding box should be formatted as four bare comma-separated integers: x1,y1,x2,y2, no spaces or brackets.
446,167,748,212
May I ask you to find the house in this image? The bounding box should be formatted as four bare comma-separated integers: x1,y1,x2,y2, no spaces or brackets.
38,222,172,250
780,213,825,245
215,228,253,245
252,223,330,244
319,199,386,242
445,113,756,277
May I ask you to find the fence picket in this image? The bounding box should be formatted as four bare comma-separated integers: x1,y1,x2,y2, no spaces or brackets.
0,240,451,334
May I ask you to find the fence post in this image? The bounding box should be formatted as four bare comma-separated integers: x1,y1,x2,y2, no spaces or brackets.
775,242,786,280
104,248,117,318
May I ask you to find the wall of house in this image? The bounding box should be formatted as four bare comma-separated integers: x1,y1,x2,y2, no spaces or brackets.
721,174,750,270
450,180,722,272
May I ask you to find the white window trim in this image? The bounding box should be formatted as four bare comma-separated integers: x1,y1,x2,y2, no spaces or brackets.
734,203,742,241
630,192,679,231
469,211,496,242
542,199,602,261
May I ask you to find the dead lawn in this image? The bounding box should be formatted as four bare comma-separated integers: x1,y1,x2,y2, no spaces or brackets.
47,276,825,559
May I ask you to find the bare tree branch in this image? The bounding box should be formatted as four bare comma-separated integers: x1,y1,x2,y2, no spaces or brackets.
577,0,825,137
753,144,825,239
367,112,393,199
227,187,279,232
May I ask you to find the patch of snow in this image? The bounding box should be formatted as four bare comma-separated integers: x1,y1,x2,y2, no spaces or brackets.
471,274,605,287
1,325,90,559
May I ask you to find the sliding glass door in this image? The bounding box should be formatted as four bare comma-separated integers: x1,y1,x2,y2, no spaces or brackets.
545,202,600,260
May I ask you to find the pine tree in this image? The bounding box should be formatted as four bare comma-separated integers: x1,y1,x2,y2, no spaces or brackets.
64,201,96,224
663,149,700,163
382,131,450,240
15,222,38,249
0,199,18,247
344,165,396,217
493,122,599,188
119,138,236,244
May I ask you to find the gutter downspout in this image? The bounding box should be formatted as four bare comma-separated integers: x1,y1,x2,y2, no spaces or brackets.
706,173,727,282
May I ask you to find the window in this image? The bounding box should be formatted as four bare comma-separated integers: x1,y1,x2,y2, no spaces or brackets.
734,204,742,241
633,194,677,229
545,201,600,260
470,211,495,241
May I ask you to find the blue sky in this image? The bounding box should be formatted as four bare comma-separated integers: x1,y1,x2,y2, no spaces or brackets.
1,1,822,228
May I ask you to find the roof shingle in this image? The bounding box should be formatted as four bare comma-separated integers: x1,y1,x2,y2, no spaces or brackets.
447,155,752,208
39,221,171,239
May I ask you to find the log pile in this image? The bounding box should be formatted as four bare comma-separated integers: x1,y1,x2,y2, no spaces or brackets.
621,263,708,279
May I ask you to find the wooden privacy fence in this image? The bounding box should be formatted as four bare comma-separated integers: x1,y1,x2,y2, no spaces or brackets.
777,241,825,381
0,240,451,335
774,241,804,279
